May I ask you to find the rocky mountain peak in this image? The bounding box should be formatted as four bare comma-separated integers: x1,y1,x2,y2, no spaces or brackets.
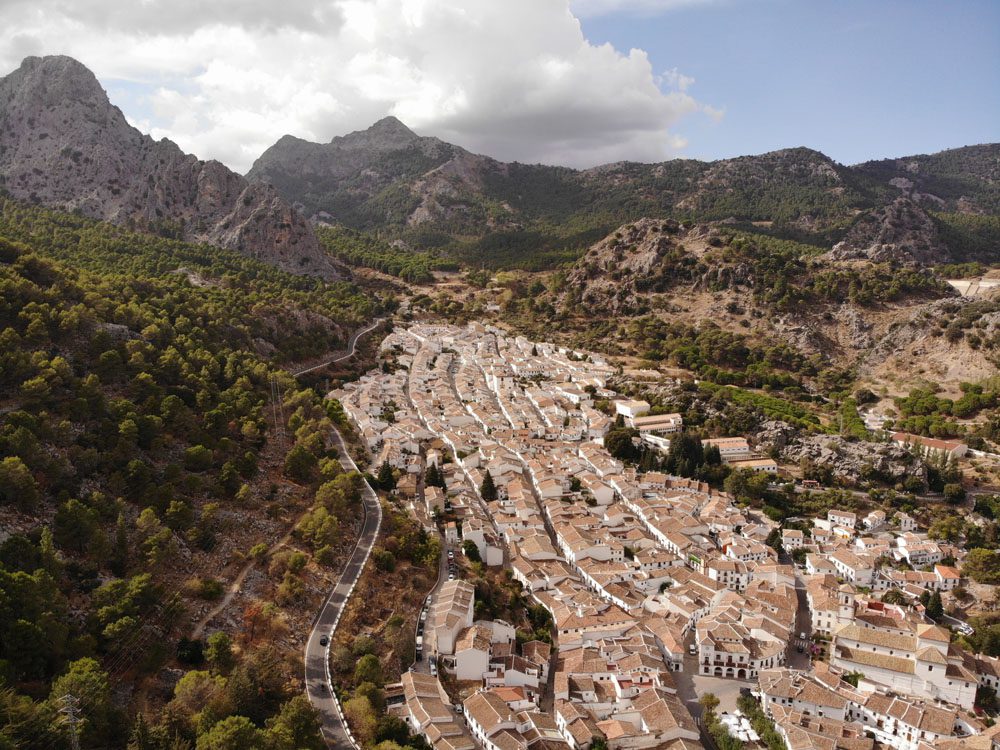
330,115,424,152
366,115,417,138
0,55,341,279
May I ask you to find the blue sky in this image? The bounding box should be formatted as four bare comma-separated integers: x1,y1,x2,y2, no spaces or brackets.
579,0,1000,164
4,0,997,170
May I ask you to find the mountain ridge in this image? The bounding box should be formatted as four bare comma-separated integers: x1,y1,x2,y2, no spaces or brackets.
247,116,999,266
0,55,342,279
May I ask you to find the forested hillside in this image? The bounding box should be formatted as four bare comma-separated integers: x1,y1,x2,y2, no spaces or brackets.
0,200,381,748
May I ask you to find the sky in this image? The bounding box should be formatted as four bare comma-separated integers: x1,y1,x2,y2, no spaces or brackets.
0,0,996,173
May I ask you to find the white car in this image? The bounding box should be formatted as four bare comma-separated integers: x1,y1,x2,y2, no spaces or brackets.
429,660,438,677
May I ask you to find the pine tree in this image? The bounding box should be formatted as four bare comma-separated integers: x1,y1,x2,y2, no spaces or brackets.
926,590,944,620
127,714,155,750
480,470,497,501
425,463,441,488
377,461,395,491
39,526,61,577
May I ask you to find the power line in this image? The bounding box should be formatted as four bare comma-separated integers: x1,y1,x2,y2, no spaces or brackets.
57,694,81,750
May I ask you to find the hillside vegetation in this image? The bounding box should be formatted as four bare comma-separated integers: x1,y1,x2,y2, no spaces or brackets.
0,200,382,748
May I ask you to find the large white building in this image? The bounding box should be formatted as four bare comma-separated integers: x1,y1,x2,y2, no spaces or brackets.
830,623,978,709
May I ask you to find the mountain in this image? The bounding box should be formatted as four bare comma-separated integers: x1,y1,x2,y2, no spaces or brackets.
0,55,341,278
249,118,999,267
247,115,495,228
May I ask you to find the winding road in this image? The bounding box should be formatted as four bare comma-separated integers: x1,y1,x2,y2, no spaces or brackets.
300,318,386,748
191,318,385,640
304,426,382,748
293,318,385,377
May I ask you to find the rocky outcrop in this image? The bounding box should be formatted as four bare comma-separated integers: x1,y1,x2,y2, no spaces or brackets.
247,115,497,225
754,420,926,487
562,218,703,314
828,197,952,265
0,55,340,279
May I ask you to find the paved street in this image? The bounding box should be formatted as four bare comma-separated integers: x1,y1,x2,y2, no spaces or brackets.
303,430,382,747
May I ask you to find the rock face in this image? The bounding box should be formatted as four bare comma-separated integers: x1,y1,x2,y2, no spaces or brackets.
829,197,953,265
0,55,340,279
562,218,705,314
250,114,998,265
247,116,495,225
754,420,926,487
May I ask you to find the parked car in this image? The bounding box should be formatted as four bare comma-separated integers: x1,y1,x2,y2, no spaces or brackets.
688,644,696,655
429,659,437,677
448,572,455,580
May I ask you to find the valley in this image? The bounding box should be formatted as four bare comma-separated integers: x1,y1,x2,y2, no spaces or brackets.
0,50,998,750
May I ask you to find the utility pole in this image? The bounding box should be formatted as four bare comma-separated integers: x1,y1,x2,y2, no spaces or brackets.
58,694,81,750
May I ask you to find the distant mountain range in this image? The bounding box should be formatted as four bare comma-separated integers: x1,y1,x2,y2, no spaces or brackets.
0,55,341,278
1,55,997,274
249,115,999,267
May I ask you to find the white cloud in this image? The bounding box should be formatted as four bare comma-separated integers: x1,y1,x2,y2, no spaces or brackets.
0,0,722,172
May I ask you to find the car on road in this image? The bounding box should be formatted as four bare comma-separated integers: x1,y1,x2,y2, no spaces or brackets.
796,645,804,653
319,636,329,647
448,572,455,580
420,609,427,622
429,658,437,677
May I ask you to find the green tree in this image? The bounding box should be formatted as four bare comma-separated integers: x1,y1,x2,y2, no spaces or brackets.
964,548,1000,584
943,483,966,504
463,540,482,564
284,444,318,482
881,588,906,605
926,590,944,621
480,470,497,501
265,695,324,750
206,632,235,675
699,692,720,715
53,499,100,553
0,457,39,510
376,461,396,491
195,715,265,750
49,658,112,747
603,428,639,463
343,695,378,745
354,654,383,686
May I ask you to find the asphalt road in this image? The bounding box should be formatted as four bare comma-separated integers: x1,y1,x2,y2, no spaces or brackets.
304,427,381,748
292,318,384,377
300,316,385,749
